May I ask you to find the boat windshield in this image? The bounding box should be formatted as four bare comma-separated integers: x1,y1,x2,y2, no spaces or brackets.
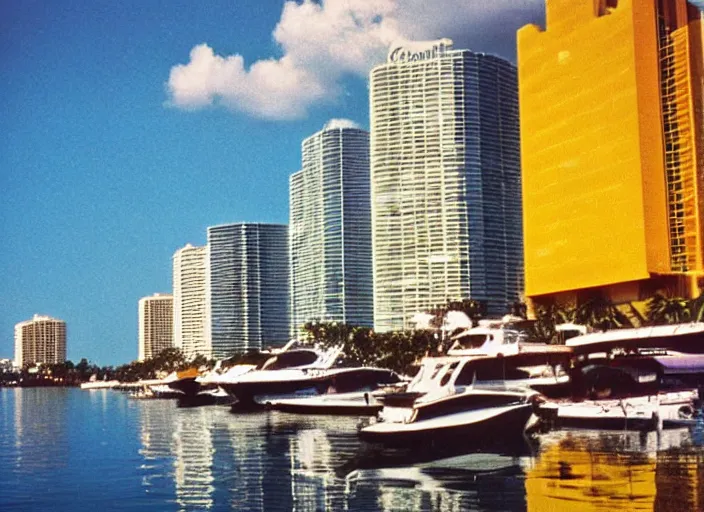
438,361,461,387
453,334,491,350
503,328,531,344
260,350,320,370
454,359,533,385
578,364,659,399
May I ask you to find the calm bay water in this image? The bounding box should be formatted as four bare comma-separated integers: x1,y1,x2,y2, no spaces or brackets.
2,388,704,511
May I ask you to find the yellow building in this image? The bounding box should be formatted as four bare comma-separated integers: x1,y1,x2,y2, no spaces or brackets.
518,0,704,310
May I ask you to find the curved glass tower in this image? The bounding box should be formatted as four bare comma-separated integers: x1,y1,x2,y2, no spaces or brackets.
289,122,373,338
370,39,523,331
173,243,208,359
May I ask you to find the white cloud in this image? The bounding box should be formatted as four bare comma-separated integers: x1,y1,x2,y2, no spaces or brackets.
324,118,361,130
166,0,544,120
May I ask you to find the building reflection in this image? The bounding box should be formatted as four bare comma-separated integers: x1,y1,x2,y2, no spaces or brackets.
172,408,215,511
223,412,269,510
219,412,367,511
289,424,347,510
525,429,704,511
13,388,69,471
138,400,175,461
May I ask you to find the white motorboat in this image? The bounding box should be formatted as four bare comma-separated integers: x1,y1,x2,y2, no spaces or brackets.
265,390,393,416
360,385,540,447
537,361,700,431
447,316,533,357
566,322,704,355
215,342,402,410
445,317,574,398
360,356,541,447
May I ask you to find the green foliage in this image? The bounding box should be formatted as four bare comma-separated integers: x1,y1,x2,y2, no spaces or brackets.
573,297,634,331
645,292,702,325
299,320,438,375
690,293,704,323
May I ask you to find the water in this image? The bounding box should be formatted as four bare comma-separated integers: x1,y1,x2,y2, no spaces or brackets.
2,388,704,511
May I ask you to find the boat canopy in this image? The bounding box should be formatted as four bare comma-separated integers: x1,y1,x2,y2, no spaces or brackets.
567,323,704,349
654,353,704,374
261,349,320,370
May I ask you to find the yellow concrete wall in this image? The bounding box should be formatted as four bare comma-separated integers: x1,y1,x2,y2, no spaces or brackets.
518,0,671,298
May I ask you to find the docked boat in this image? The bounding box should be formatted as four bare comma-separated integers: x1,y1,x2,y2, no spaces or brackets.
177,386,234,408
537,356,701,431
445,317,574,397
165,367,203,396
447,316,536,357
215,342,402,410
265,390,390,416
170,363,256,407
566,322,704,355
360,385,540,447
360,356,542,447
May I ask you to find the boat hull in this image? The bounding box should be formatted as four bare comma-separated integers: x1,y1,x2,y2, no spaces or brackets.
221,368,400,408
359,403,534,447
177,391,234,408
168,377,203,396
265,392,382,416
537,391,698,431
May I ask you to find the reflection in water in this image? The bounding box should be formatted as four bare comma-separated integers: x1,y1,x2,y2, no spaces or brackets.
224,412,268,510
526,429,704,511
13,388,69,470
138,398,177,496
172,408,215,511
7,389,704,511
284,414,360,511
346,450,530,512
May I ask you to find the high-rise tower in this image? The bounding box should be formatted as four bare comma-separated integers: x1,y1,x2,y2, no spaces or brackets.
370,39,523,331
14,314,67,367
206,223,289,357
138,293,173,361
518,0,704,309
173,244,208,359
289,120,373,338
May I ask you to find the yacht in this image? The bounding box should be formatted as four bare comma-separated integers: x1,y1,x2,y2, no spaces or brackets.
566,322,704,355
445,318,574,398
446,316,534,357
171,363,256,407
215,342,402,410
538,349,703,431
264,389,398,416
359,356,542,447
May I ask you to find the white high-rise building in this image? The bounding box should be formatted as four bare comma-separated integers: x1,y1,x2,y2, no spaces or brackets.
138,293,173,361
173,244,209,359
370,39,523,331
14,314,67,367
206,223,289,358
289,120,373,338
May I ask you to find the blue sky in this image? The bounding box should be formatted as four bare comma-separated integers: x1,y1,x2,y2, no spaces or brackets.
2,0,551,366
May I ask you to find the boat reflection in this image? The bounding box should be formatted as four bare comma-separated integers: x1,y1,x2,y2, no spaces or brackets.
526,427,704,511
344,449,530,511
129,395,704,512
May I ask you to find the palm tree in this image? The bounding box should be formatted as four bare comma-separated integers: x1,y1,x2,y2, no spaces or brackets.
532,302,573,343
688,293,704,322
574,296,633,331
646,293,691,325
